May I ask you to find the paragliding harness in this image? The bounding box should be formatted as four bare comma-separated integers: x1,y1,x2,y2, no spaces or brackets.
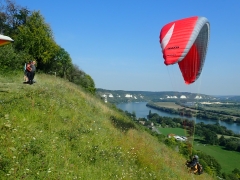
185,159,203,175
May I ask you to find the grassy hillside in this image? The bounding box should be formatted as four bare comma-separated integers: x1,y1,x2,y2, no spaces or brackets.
0,72,214,179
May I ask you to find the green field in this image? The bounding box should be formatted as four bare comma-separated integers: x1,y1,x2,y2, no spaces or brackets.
194,140,240,173
203,104,240,116
158,128,240,174
154,102,198,112
217,134,240,139
158,127,186,136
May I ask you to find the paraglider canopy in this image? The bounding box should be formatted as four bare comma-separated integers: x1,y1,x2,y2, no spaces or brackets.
0,34,14,47
159,16,210,84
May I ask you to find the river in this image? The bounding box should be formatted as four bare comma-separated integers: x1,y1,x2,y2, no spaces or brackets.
117,102,240,134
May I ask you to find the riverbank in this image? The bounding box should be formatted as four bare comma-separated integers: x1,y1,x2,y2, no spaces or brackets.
117,102,240,134
146,102,240,123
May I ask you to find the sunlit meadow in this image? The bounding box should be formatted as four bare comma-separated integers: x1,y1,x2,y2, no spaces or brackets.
0,72,214,179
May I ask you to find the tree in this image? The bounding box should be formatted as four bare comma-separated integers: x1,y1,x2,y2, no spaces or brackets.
0,44,17,71
0,10,8,34
80,74,96,94
232,168,240,175
236,118,240,124
204,130,218,145
225,141,238,151
0,0,30,36
148,110,151,117
231,168,240,180
199,152,222,175
68,64,84,83
68,65,96,94
218,135,226,146
132,111,136,118
14,11,58,70
226,174,239,180
164,137,177,147
0,43,30,71
51,46,72,78
178,142,190,156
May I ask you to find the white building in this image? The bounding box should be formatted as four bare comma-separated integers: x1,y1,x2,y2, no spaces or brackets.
166,95,178,99
125,94,132,98
195,95,202,99
180,95,187,99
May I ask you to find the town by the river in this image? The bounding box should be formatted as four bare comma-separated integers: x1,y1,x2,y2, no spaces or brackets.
117,102,240,134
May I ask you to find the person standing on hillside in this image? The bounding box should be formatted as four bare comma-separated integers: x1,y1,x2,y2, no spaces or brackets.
29,60,36,85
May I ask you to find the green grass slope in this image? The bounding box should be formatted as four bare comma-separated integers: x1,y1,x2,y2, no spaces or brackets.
0,72,214,180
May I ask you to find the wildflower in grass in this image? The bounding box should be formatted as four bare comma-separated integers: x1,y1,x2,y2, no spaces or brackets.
9,147,16,151
4,121,11,128
5,114,9,119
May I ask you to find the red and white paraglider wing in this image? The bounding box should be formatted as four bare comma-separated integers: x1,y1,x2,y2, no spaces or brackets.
0,34,14,47
159,16,210,84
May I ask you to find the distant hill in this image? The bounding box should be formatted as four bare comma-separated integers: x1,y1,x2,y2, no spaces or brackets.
213,95,240,102
96,88,220,104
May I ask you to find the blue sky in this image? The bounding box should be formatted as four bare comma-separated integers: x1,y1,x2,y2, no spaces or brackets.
16,0,240,95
